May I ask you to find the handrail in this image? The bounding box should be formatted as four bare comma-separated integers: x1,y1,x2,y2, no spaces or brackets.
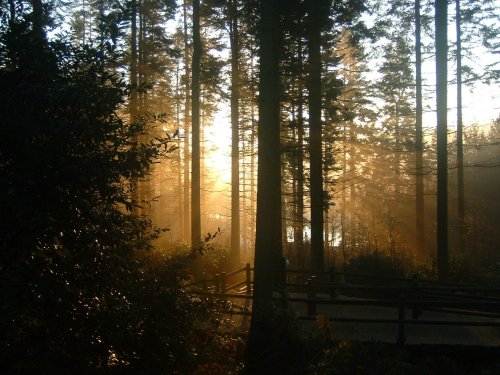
225,266,248,278
225,280,248,292
186,265,500,345
287,268,411,283
188,287,500,345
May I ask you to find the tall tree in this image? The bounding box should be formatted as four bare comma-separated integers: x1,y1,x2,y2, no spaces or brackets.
183,0,191,242
294,37,306,268
375,34,416,259
307,0,327,273
246,0,283,372
191,0,202,249
435,0,449,282
455,0,465,252
130,0,139,121
415,0,425,260
229,0,241,266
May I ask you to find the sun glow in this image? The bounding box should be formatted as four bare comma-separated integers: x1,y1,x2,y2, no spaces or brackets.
204,108,232,191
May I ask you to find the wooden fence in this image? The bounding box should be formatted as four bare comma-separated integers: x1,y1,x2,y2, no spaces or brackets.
186,264,500,345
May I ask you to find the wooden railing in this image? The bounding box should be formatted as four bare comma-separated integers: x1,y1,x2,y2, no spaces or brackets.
186,263,253,295
186,264,500,345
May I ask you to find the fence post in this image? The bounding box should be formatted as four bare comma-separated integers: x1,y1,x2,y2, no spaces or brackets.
281,256,288,287
245,263,252,295
411,274,422,319
307,276,317,316
397,295,406,345
329,266,337,299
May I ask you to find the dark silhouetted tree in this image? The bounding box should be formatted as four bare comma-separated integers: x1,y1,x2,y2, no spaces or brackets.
435,0,449,282
246,0,285,373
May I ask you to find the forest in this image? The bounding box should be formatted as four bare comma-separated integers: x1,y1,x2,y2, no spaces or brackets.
1,0,499,373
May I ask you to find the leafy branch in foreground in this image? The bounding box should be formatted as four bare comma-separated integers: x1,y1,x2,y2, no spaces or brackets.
0,10,220,374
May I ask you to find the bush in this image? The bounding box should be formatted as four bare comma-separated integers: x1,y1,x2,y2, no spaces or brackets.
343,251,406,280
0,10,219,374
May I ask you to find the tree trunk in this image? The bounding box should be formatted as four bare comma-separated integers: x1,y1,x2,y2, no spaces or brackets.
341,121,348,262
294,37,305,268
183,0,191,242
229,0,241,267
435,0,449,282
175,63,184,241
8,0,15,20
307,0,324,273
296,76,305,267
130,0,138,120
130,0,139,213
191,0,201,250
456,0,465,253
249,53,257,254
349,122,356,251
415,0,425,261
138,1,148,212
246,0,283,372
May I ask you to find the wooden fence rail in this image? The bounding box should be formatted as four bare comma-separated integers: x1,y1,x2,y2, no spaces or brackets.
186,263,500,345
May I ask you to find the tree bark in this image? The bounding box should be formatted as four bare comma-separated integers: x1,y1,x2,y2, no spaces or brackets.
8,0,15,21
456,0,465,253
183,0,191,242
295,38,305,268
246,0,283,372
129,0,138,120
229,0,241,267
191,0,201,249
130,0,139,213
175,63,184,241
435,0,449,282
307,0,325,273
415,0,425,261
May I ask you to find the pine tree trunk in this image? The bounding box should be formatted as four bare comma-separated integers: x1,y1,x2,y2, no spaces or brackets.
246,0,283,372
349,122,356,251
295,37,305,268
138,2,148,213
191,0,201,249
415,0,425,261
229,0,241,266
175,63,184,241
130,0,139,213
435,0,449,282
250,55,257,254
8,0,15,20
130,0,138,120
307,0,324,272
341,123,347,265
456,0,465,252
183,0,191,242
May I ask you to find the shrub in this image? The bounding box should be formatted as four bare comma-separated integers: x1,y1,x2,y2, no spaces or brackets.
0,10,218,374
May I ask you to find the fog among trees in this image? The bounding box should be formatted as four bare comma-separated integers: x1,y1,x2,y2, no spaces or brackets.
1,0,499,373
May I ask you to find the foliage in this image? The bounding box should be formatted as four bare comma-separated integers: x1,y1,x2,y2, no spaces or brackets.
307,339,500,375
343,251,406,280
448,250,500,286
245,303,311,375
0,9,219,374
